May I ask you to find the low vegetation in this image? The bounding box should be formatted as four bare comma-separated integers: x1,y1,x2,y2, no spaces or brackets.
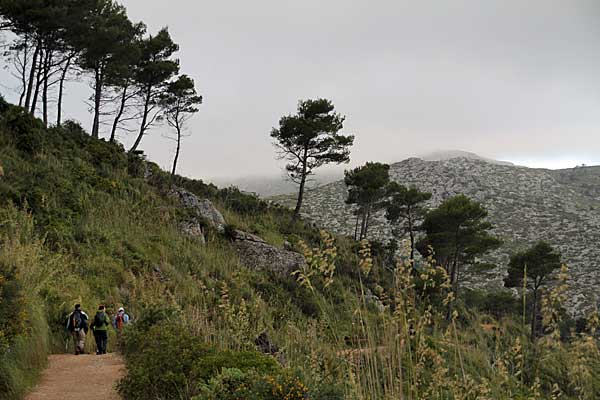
0,98,599,400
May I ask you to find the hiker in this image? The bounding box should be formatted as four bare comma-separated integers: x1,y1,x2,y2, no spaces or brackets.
66,304,89,355
90,305,111,355
112,307,130,331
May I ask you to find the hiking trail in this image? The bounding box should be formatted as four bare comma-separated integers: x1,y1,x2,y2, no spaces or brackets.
25,353,125,400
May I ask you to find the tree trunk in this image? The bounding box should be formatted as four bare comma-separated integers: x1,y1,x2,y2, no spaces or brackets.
91,65,104,138
171,125,181,177
359,207,368,240
56,56,72,127
455,263,461,298
110,82,129,142
407,206,416,261
292,148,309,220
42,49,52,127
24,41,40,111
130,86,151,152
354,211,360,241
293,172,307,220
18,38,29,107
363,205,372,239
408,216,415,261
451,250,459,294
446,244,460,320
30,50,44,116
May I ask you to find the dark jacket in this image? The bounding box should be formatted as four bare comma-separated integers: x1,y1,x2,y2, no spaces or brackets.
66,310,89,333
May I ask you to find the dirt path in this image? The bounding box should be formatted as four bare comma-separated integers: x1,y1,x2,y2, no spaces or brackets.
25,353,125,400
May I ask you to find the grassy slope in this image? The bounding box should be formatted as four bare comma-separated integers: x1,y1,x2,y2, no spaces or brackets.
0,101,598,399
0,103,363,397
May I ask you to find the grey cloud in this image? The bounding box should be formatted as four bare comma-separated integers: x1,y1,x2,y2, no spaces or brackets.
2,0,599,179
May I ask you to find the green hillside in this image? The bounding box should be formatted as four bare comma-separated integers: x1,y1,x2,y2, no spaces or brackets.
0,98,599,399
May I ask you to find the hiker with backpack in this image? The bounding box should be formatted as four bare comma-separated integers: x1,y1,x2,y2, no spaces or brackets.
66,304,89,355
90,305,111,355
112,307,130,332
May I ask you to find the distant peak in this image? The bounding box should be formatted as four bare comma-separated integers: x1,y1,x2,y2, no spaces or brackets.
419,150,514,166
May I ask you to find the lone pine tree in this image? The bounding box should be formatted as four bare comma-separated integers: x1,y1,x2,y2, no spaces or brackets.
271,98,354,220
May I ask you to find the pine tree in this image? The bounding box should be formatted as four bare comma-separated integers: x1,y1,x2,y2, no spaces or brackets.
129,28,179,152
385,183,431,261
420,194,501,316
344,162,390,240
75,0,140,138
159,75,202,177
504,241,562,340
271,98,354,220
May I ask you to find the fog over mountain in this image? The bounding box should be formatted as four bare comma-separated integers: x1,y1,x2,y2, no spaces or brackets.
211,171,341,198
217,150,577,197
420,150,515,166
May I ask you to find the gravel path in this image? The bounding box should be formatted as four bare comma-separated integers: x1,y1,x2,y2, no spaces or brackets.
25,353,125,400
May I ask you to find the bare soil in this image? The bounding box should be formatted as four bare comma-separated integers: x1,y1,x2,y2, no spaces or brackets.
25,353,125,400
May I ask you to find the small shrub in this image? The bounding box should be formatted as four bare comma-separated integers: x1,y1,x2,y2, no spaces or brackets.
194,368,308,400
223,224,238,241
119,325,212,400
218,187,268,216
119,323,281,400
462,289,521,318
127,153,147,178
0,263,26,349
0,94,9,114
3,106,44,155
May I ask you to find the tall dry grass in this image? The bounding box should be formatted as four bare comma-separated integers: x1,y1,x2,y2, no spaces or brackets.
280,232,600,399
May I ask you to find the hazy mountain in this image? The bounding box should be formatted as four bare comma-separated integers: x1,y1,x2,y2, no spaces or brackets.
211,171,342,197
421,150,514,166
214,151,513,197
272,155,600,314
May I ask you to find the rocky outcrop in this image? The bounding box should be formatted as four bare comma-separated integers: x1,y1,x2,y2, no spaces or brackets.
169,187,226,231
168,187,226,242
230,229,305,277
169,186,305,276
273,157,600,315
196,200,226,231
178,220,206,244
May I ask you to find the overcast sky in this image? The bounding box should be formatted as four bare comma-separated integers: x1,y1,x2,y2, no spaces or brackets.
2,0,600,180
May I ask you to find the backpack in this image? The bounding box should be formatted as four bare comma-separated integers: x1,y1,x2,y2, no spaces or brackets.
73,310,82,331
94,312,106,328
115,314,124,330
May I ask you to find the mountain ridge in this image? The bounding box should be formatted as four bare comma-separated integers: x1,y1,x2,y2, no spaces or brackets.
419,150,515,166
233,150,579,197
273,156,600,315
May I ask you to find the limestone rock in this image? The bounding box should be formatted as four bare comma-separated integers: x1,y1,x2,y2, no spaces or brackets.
196,199,226,231
169,187,226,232
231,229,305,276
178,221,205,244
230,229,266,243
